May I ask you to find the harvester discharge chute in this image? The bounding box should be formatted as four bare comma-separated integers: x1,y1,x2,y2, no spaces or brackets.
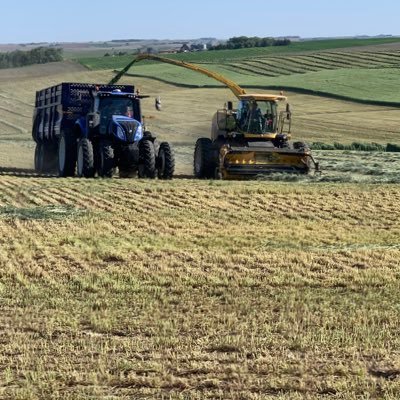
110,54,319,179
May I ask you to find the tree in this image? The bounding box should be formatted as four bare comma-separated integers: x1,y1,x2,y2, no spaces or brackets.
0,47,63,69
209,36,291,51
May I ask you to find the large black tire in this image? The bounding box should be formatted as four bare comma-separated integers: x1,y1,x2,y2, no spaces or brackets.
98,140,115,178
157,142,175,179
138,140,156,179
58,132,77,177
194,138,216,179
77,138,95,178
34,142,44,173
35,143,57,174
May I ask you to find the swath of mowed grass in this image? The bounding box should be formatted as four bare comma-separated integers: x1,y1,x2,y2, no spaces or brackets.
0,176,400,399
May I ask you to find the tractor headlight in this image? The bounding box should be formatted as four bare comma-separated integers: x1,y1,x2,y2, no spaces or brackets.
134,123,143,142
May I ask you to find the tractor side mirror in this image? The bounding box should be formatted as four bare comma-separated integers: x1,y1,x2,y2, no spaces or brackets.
227,101,233,111
87,112,100,130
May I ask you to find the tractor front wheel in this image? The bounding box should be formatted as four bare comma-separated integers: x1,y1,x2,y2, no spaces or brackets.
138,140,156,179
157,142,175,179
98,140,115,178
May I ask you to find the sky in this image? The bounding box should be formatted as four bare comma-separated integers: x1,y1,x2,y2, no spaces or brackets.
1,0,399,43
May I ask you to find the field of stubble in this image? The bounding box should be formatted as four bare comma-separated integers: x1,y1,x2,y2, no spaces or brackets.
0,177,400,399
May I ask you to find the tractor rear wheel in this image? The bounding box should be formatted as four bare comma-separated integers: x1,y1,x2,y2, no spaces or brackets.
77,138,95,178
58,131,77,177
194,138,216,179
98,140,115,178
157,142,175,179
138,140,156,179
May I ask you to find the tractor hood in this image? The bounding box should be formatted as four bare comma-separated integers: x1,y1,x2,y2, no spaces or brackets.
111,115,143,143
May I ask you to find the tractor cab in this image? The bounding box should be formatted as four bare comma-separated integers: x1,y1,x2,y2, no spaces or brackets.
86,90,144,143
95,91,139,123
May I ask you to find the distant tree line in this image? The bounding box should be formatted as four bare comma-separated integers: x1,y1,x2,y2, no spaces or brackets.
0,47,63,69
210,36,291,50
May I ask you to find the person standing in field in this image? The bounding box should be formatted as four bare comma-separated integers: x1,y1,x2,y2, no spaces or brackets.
155,96,162,111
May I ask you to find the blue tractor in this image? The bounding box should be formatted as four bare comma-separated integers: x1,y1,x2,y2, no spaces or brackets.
32,82,174,178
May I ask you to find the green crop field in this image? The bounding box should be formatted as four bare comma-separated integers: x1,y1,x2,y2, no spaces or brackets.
77,37,400,68
77,38,400,105
1,54,400,398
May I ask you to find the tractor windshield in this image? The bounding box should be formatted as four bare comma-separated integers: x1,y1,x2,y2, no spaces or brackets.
237,100,277,134
98,97,135,118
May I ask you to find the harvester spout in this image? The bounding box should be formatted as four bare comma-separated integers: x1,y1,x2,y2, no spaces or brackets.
109,53,247,99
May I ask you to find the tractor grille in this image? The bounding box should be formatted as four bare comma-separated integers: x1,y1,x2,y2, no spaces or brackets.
118,120,139,143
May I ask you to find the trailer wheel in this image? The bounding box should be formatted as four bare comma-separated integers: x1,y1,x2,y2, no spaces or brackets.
138,140,156,179
35,143,57,174
157,142,175,179
98,140,115,178
58,132,77,177
194,138,215,178
34,143,45,173
77,138,95,178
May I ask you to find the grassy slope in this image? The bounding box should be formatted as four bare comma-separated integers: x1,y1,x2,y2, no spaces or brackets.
112,63,400,104
0,177,400,399
77,37,400,104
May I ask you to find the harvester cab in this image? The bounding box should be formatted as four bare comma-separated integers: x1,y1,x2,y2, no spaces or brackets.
214,94,291,142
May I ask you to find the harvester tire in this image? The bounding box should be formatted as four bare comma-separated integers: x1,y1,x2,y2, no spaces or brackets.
77,138,95,178
194,138,215,179
98,140,115,178
58,131,77,177
157,142,175,179
138,140,156,179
